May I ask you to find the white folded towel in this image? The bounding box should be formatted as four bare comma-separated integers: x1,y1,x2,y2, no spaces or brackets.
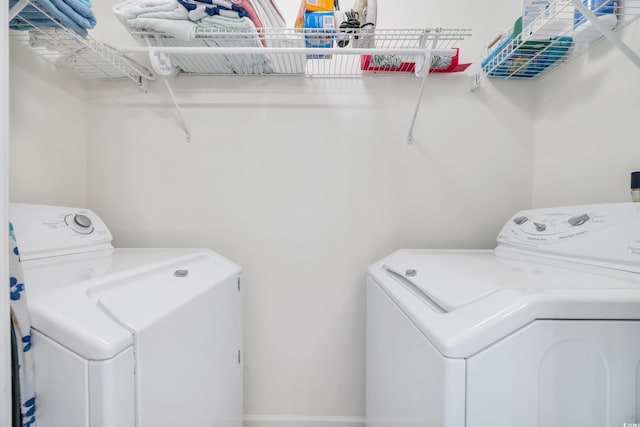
114,0,198,41
198,14,273,74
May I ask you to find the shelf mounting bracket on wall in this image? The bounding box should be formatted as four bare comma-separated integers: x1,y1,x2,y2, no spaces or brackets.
571,0,640,69
117,27,471,145
160,75,191,143
407,71,429,145
407,30,439,144
144,36,191,143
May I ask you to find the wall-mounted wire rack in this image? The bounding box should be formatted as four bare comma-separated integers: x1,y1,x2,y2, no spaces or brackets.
7,0,471,144
472,0,640,88
120,27,471,144
124,27,471,77
8,0,155,88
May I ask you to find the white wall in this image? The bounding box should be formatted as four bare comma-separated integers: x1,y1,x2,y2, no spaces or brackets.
83,1,531,424
7,0,534,424
9,43,89,207
533,20,640,207
2,1,11,425
7,1,640,425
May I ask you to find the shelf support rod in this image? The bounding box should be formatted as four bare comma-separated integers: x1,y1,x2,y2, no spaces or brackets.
160,76,191,143
571,0,640,69
407,71,429,145
407,29,438,144
9,0,30,21
143,36,190,142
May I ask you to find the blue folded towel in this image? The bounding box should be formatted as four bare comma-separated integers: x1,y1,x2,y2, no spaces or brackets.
176,0,248,19
9,0,96,37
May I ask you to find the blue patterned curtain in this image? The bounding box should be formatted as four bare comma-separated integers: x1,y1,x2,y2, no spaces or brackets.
9,223,36,427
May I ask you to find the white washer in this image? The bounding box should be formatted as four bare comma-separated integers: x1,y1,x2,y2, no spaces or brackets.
366,202,640,427
10,203,243,427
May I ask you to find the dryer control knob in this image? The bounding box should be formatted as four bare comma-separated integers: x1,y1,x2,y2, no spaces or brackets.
74,214,92,229
513,216,528,225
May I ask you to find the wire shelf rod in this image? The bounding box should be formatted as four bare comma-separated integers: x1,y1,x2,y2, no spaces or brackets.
9,0,30,21
571,0,640,68
120,46,457,57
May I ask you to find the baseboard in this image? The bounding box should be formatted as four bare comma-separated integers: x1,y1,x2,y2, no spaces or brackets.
243,415,365,427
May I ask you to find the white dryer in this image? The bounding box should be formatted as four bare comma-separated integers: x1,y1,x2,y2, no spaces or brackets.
366,202,640,427
10,203,243,427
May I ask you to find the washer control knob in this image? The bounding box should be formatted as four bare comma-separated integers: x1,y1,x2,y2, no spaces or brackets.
74,214,92,229
65,213,94,234
534,222,547,232
569,214,590,227
513,216,528,225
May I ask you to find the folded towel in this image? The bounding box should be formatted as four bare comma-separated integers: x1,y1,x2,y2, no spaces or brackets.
10,0,96,37
158,37,235,74
113,0,176,23
198,14,273,74
188,5,247,21
183,0,234,9
113,0,279,74
246,0,303,73
116,1,198,41
216,0,264,39
176,0,248,21
248,0,284,28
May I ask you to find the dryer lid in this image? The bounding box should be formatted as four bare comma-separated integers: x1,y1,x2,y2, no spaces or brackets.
371,249,640,358
382,248,640,312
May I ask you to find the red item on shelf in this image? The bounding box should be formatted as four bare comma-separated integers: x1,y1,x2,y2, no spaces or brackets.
360,48,471,73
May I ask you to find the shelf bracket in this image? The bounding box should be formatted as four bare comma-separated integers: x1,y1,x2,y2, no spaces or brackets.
142,36,190,142
160,76,191,143
144,36,178,76
407,70,429,145
571,0,640,69
407,30,439,144
9,0,30,21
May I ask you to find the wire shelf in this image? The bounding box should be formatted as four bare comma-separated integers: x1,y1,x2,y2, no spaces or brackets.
9,0,155,86
475,0,640,85
127,27,472,77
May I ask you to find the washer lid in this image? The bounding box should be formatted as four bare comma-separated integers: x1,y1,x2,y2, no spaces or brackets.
22,249,240,360
91,254,237,333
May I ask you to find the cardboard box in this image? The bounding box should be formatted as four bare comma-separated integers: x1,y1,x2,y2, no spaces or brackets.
305,0,334,12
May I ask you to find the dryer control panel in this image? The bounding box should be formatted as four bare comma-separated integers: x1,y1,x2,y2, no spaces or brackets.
10,203,113,261
497,203,640,270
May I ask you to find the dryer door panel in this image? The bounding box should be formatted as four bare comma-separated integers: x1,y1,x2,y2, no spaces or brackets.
467,320,640,427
